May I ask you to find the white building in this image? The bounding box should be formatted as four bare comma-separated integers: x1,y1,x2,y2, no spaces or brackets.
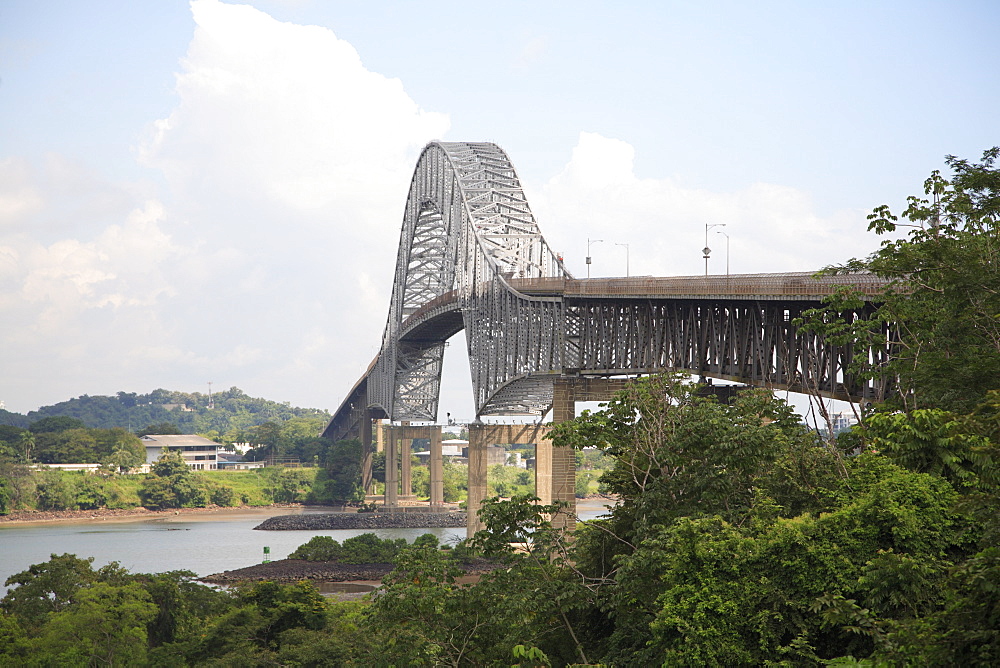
142,434,220,470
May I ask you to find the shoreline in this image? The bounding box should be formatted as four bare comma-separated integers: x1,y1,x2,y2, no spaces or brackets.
0,496,617,528
0,503,329,528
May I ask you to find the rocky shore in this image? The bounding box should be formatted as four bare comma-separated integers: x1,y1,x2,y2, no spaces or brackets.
202,556,499,585
202,559,395,584
0,504,307,525
254,511,467,531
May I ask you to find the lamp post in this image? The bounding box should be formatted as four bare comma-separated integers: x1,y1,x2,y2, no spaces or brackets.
615,242,630,277
716,230,730,276
704,223,726,275
586,238,603,278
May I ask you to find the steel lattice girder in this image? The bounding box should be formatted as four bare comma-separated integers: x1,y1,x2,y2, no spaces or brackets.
561,298,893,402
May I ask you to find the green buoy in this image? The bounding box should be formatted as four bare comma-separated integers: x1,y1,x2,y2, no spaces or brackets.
263,546,271,564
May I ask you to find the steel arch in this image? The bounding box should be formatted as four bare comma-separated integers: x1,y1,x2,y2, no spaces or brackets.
369,141,570,421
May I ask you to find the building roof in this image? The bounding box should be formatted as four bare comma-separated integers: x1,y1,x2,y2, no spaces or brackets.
140,434,220,447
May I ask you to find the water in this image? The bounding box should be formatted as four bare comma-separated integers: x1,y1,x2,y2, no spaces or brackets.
0,500,614,591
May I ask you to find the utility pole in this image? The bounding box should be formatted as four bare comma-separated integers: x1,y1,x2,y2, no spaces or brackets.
586,238,603,279
716,230,730,276
704,224,726,275
615,242,630,277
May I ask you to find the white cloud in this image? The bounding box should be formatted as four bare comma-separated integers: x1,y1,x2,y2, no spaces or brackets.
0,158,44,225
140,0,448,222
533,132,877,279
515,35,547,68
1,0,452,413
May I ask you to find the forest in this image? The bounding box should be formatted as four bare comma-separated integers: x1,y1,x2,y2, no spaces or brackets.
0,386,330,437
1,149,998,665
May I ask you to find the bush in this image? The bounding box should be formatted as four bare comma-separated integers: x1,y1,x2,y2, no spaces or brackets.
35,471,74,511
287,533,429,563
74,476,108,510
288,536,340,561
413,533,439,549
209,484,234,507
338,534,408,564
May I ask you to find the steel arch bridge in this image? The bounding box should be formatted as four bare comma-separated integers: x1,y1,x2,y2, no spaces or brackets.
322,141,891,442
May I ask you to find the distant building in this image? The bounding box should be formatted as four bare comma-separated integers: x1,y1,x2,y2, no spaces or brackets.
142,434,220,470
830,411,859,434
216,451,264,470
415,440,467,465
33,463,102,474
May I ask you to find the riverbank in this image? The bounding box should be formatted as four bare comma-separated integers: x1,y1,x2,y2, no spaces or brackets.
0,503,327,527
255,511,467,531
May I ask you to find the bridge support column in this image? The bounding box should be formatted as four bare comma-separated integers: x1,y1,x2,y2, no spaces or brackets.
430,428,443,509
466,423,489,538
549,377,631,531
465,423,552,538
535,434,553,506
400,433,413,500
360,413,374,494
385,427,399,509
551,379,577,531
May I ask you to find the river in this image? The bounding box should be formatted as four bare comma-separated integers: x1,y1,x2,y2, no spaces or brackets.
0,499,615,592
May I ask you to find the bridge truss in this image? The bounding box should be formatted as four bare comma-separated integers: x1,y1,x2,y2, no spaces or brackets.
323,142,892,442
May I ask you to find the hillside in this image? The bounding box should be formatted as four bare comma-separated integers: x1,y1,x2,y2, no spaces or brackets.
0,387,330,434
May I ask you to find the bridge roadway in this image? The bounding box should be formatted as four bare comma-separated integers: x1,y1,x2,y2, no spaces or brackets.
400,271,888,338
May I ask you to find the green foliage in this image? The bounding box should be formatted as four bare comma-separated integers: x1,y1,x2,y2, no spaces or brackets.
33,581,157,666
287,532,443,564
1,553,101,628
442,460,468,502
29,416,87,433
288,535,341,561
798,148,1000,414
279,468,314,503
311,438,365,505
866,408,1000,491
286,533,405,564
329,533,408,564
137,421,181,436
18,386,330,435
34,469,75,511
138,450,235,510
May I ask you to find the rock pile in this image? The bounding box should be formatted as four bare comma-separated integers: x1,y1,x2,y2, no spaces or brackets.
202,559,394,584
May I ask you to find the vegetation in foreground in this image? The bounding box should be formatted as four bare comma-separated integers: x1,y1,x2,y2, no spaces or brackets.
1,149,998,665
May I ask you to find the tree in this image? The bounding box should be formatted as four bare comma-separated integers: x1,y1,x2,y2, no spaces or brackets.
17,431,34,464
312,439,364,505
33,428,99,464
139,450,206,509
28,416,87,434
1,554,101,628
137,422,181,437
31,581,156,666
799,147,1000,414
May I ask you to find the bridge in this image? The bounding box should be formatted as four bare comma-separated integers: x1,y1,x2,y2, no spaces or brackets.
321,141,891,532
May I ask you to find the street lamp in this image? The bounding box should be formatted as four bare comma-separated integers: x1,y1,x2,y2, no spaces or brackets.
586,238,603,278
716,230,730,276
615,242,630,277
704,223,726,275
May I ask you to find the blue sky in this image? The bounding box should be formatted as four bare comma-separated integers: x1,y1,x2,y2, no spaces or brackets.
1,0,997,418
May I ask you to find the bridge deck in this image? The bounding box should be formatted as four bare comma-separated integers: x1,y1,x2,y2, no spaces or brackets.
510,272,888,300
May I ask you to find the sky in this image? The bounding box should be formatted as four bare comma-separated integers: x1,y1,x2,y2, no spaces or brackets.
1,0,998,420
